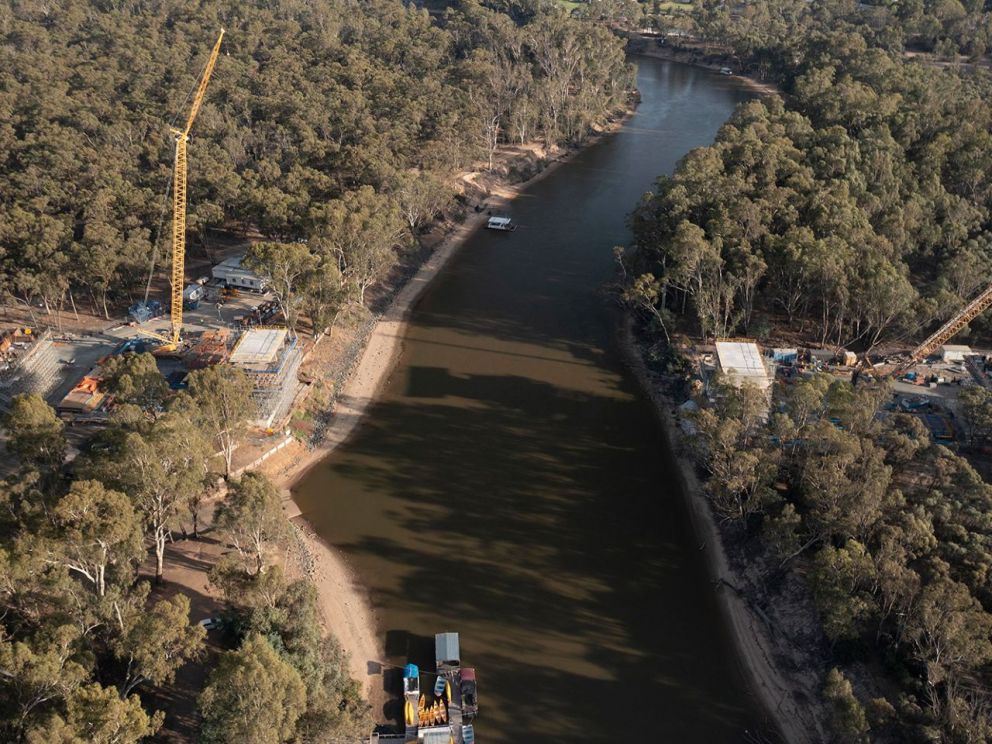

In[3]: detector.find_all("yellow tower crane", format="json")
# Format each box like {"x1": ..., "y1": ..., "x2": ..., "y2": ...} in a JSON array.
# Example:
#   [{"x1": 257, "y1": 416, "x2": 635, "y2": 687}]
[{"x1": 149, "y1": 29, "x2": 225, "y2": 349}]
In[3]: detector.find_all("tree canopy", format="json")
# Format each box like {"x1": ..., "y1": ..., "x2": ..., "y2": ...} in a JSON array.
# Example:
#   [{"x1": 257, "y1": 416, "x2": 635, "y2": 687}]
[
  {"x1": 625, "y1": 4, "x2": 992, "y2": 739},
  {"x1": 0, "y1": 0, "x2": 631, "y2": 321}
]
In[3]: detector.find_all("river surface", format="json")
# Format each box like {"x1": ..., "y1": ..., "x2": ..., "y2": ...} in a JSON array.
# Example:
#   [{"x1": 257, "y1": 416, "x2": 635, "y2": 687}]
[{"x1": 293, "y1": 58, "x2": 769, "y2": 742}]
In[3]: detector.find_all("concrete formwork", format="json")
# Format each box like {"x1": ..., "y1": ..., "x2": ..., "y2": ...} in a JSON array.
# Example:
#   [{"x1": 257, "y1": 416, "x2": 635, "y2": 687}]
[
  {"x1": 230, "y1": 328, "x2": 302, "y2": 428},
  {"x1": 0, "y1": 330, "x2": 61, "y2": 408}
]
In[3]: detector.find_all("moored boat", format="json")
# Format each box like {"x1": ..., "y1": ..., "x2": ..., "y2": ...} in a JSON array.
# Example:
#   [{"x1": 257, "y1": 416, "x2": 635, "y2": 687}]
[{"x1": 486, "y1": 216, "x2": 516, "y2": 231}]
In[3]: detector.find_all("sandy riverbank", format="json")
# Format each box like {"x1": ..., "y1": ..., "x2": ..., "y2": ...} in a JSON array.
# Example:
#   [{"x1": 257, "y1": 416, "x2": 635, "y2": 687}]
[
  {"x1": 618, "y1": 319, "x2": 822, "y2": 744},
  {"x1": 632, "y1": 41, "x2": 781, "y2": 97},
  {"x1": 272, "y1": 109, "x2": 635, "y2": 698}
]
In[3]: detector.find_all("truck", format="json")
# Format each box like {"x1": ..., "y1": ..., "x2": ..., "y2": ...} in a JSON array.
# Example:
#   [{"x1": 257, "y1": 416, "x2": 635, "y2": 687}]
[
  {"x1": 183, "y1": 284, "x2": 204, "y2": 311},
  {"x1": 127, "y1": 300, "x2": 163, "y2": 324}
]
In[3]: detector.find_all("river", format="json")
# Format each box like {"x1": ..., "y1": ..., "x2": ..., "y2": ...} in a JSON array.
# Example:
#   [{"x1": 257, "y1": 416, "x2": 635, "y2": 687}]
[{"x1": 292, "y1": 57, "x2": 770, "y2": 742}]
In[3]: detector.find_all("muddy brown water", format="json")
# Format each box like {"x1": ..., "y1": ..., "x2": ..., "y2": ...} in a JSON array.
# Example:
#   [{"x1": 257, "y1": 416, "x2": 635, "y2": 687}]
[{"x1": 292, "y1": 58, "x2": 774, "y2": 742}]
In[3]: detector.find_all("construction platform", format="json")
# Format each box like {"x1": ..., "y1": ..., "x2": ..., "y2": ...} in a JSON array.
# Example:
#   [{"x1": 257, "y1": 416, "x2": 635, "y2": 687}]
[
  {"x1": 229, "y1": 328, "x2": 302, "y2": 428},
  {"x1": 0, "y1": 329, "x2": 60, "y2": 408}
]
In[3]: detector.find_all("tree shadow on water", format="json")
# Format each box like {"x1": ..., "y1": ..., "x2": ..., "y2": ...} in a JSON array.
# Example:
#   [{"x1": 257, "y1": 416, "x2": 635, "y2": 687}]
[{"x1": 295, "y1": 367, "x2": 777, "y2": 742}]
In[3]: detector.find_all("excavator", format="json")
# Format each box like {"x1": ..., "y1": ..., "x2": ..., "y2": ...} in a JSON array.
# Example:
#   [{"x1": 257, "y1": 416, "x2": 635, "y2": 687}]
[
  {"x1": 853, "y1": 281, "x2": 992, "y2": 384},
  {"x1": 137, "y1": 30, "x2": 225, "y2": 351}
]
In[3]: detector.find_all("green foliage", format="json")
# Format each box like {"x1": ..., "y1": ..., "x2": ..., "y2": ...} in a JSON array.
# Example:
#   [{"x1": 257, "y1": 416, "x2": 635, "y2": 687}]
[
  {"x1": 113, "y1": 592, "x2": 205, "y2": 696},
  {"x1": 959, "y1": 384, "x2": 992, "y2": 442},
  {"x1": 628, "y1": 16, "x2": 992, "y2": 347},
  {"x1": 228, "y1": 577, "x2": 372, "y2": 742},
  {"x1": 97, "y1": 353, "x2": 167, "y2": 410},
  {"x1": 185, "y1": 364, "x2": 255, "y2": 476},
  {"x1": 244, "y1": 242, "x2": 320, "y2": 337},
  {"x1": 810, "y1": 541, "x2": 877, "y2": 643},
  {"x1": 0, "y1": 624, "x2": 91, "y2": 740},
  {"x1": 77, "y1": 411, "x2": 209, "y2": 581},
  {"x1": 199, "y1": 634, "x2": 307, "y2": 744},
  {"x1": 823, "y1": 668, "x2": 870, "y2": 743},
  {"x1": 393, "y1": 171, "x2": 455, "y2": 233},
  {"x1": 685, "y1": 358, "x2": 992, "y2": 738},
  {"x1": 691, "y1": 384, "x2": 781, "y2": 525},
  {"x1": 4, "y1": 394, "x2": 65, "y2": 478},
  {"x1": 213, "y1": 472, "x2": 291, "y2": 577},
  {"x1": 312, "y1": 185, "x2": 407, "y2": 307},
  {"x1": 0, "y1": 0, "x2": 630, "y2": 321},
  {"x1": 49, "y1": 480, "x2": 144, "y2": 598},
  {"x1": 25, "y1": 683, "x2": 163, "y2": 744},
  {"x1": 296, "y1": 637, "x2": 372, "y2": 743}
]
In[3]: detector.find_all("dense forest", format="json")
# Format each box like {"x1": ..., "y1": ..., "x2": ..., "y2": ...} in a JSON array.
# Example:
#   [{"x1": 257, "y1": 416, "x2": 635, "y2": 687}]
[
  {"x1": 625, "y1": 1, "x2": 992, "y2": 742},
  {"x1": 696, "y1": 0, "x2": 992, "y2": 62},
  {"x1": 695, "y1": 375, "x2": 992, "y2": 742},
  {"x1": 0, "y1": 0, "x2": 631, "y2": 325},
  {"x1": 632, "y1": 2, "x2": 992, "y2": 352},
  {"x1": 0, "y1": 371, "x2": 372, "y2": 743}
]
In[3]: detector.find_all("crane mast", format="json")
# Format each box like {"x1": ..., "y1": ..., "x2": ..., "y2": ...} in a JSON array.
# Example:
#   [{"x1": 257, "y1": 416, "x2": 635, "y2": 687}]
[
  {"x1": 854, "y1": 280, "x2": 992, "y2": 383},
  {"x1": 906, "y1": 282, "x2": 992, "y2": 366},
  {"x1": 166, "y1": 29, "x2": 224, "y2": 347}
]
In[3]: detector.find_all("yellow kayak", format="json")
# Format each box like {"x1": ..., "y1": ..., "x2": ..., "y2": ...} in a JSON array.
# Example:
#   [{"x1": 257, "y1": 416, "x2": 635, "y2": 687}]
[
  {"x1": 445, "y1": 680, "x2": 452, "y2": 704},
  {"x1": 418, "y1": 694, "x2": 426, "y2": 712},
  {"x1": 404, "y1": 700, "x2": 415, "y2": 727}
]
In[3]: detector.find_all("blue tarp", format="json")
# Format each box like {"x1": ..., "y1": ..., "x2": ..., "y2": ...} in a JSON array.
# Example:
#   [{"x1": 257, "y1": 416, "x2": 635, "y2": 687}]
[{"x1": 403, "y1": 663, "x2": 419, "y2": 679}]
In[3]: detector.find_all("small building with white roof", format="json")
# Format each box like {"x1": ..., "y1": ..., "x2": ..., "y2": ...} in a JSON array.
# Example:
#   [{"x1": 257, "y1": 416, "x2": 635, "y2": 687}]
[
  {"x1": 211, "y1": 254, "x2": 268, "y2": 291},
  {"x1": 940, "y1": 345, "x2": 972, "y2": 363},
  {"x1": 714, "y1": 340, "x2": 771, "y2": 391}
]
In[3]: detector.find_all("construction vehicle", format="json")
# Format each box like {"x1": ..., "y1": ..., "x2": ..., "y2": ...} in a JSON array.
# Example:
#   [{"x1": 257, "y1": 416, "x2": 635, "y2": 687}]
[
  {"x1": 141, "y1": 30, "x2": 225, "y2": 349},
  {"x1": 128, "y1": 299, "x2": 163, "y2": 324},
  {"x1": 182, "y1": 284, "x2": 204, "y2": 311},
  {"x1": 854, "y1": 281, "x2": 992, "y2": 383}
]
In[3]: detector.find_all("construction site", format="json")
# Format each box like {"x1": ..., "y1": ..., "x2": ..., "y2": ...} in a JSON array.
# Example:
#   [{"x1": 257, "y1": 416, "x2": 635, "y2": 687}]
[
  {"x1": 0, "y1": 30, "x2": 307, "y2": 466},
  {"x1": 675, "y1": 280, "x2": 992, "y2": 459}
]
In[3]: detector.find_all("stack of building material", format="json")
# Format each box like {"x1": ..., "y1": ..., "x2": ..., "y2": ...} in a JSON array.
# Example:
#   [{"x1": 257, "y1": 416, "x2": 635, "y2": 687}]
[
  {"x1": 58, "y1": 374, "x2": 107, "y2": 413},
  {"x1": 940, "y1": 345, "x2": 972, "y2": 363},
  {"x1": 185, "y1": 329, "x2": 232, "y2": 369}
]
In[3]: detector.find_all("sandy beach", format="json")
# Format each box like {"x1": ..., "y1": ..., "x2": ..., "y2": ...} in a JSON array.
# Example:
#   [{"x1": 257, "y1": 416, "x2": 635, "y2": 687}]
[{"x1": 273, "y1": 111, "x2": 634, "y2": 698}]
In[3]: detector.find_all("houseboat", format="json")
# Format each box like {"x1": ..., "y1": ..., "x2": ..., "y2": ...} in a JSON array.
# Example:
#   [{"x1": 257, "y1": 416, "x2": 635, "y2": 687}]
[{"x1": 486, "y1": 216, "x2": 516, "y2": 231}]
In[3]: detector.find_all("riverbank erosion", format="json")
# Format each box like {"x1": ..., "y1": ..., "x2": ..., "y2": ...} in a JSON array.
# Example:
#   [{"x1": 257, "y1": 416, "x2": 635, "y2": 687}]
[
  {"x1": 270, "y1": 108, "x2": 635, "y2": 700},
  {"x1": 619, "y1": 320, "x2": 826, "y2": 744}
]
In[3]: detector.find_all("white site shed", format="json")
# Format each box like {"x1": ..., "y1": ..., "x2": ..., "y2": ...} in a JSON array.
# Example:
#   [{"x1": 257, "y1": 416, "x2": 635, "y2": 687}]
[
  {"x1": 715, "y1": 340, "x2": 771, "y2": 391},
  {"x1": 940, "y1": 345, "x2": 972, "y2": 362},
  {"x1": 211, "y1": 254, "x2": 268, "y2": 291}
]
